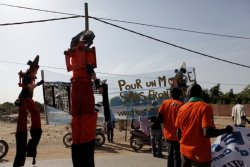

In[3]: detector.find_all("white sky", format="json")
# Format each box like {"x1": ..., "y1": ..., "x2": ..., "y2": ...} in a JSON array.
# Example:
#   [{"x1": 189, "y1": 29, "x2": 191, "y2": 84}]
[{"x1": 0, "y1": 0, "x2": 250, "y2": 104}]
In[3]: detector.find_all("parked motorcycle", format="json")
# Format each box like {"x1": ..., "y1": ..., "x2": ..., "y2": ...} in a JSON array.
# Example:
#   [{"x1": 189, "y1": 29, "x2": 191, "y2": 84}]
[
  {"x1": 129, "y1": 129, "x2": 168, "y2": 152},
  {"x1": 130, "y1": 129, "x2": 151, "y2": 151},
  {"x1": 63, "y1": 127, "x2": 106, "y2": 147},
  {"x1": 0, "y1": 138, "x2": 8, "y2": 160}
]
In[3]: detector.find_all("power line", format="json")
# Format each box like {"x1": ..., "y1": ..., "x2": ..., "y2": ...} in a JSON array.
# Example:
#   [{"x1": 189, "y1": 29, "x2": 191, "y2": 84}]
[
  {"x1": 0, "y1": 60, "x2": 66, "y2": 70},
  {"x1": 0, "y1": 60, "x2": 248, "y2": 87},
  {"x1": 0, "y1": 17, "x2": 249, "y2": 69},
  {"x1": 0, "y1": 15, "x2": 249, "y2": 69},
  {"x1": 1, "y1": 3, "x2": 250, "y2": 40},
  {"x1": 95, "y1": 17, "x2": 250, "y2": 40},
  {"x1": 91, "y1": 17, "x2": 250, "y2": 69},
  {"x1": 199, "y1": 81, "x2": 248, "y2": 87},
  {"x1": 0, "y1": 15, "x2": 82, "y2": 26},
  {"x1": 0, "y1": 3, "x2": 77, "y2": 16},
  {"x1": 0, "y1": 4, "x2": 250, "y2": 73}
]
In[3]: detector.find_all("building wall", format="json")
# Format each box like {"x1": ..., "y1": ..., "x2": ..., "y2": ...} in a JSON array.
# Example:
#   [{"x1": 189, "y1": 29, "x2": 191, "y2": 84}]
[{"x1": 211, "y1": 104, "x2": 250, "y2": 116}]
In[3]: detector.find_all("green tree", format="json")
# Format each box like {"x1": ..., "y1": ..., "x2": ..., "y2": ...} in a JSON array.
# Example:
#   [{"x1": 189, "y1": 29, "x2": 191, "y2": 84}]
[
  {"x1": 0, "y1": 102, "x2": 18, "y2": 114},
  {"x1": 123, "y1": 91, "x2": 142, "y2": 105},
  {"x1": 209, "y1": 84, "x2": 223, "y2": 104},
  {"x1": 110, "y1": 96, "x2": 123, "y2": 106},
  {"x1": 201, "y1": 88, "x2": 210, "y2": 103},
  {"x1": 237, "y1": 84, "x2": 250, "y2": 103},
  {"x1": 221, "y1": 89, "x2": 235, "y2": 104}
]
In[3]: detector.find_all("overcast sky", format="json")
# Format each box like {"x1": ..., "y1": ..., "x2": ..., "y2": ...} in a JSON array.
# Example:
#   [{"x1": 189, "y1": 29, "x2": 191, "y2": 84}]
[{"x1": 0, "y1": 0, "x2": 250, "y2": 104}]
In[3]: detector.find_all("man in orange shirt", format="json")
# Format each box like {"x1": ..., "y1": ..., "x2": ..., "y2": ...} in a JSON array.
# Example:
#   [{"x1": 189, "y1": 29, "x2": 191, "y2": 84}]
[
  {"x1": 64, "y1": 30, "x2": 102, "y2": 167},
  {"x1": 175, "y1": 84, "x2": 233, "y2": 167},
  {"x1": 157, "y1": 87, "x2": 183, "y2": 167}
]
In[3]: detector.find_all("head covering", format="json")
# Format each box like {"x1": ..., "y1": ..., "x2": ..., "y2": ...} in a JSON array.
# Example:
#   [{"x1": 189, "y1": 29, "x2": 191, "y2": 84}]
[
  {"x1": 80, "y1": 30, "x2": 95, "y2": 43},
  {"x1": 70, "y1": 30, "x2": 95, "y2": 48},
  {"x1": 27, "y1": 55, "x2": 39, "y2": 71}
]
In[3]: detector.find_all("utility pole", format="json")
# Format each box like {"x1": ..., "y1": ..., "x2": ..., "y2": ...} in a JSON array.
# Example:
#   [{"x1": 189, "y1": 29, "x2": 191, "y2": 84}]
[{"x1": 85, "y1": 3, "x2": 89, "y2": 31}]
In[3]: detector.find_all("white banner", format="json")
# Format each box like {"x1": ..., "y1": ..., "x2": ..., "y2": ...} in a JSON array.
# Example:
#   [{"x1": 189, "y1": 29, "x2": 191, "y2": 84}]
[
  {"x1": 43, "y1": 67, "x2": 196, "y2": 124},
  {"x1": 106, "y1": 67, "x2": 196, "y2": 120},
  {"x1": 212, "y1": 127, "x2": 250, "y2": 167}
]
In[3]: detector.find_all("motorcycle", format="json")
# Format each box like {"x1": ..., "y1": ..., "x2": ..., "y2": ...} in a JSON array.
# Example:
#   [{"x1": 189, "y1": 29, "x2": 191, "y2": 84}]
[
  {"x1": 63, "y1": 127, "x2": 106, "y2": 147},
  {"x1": 0, "y1": 138, "x2": 9, "y2": 160},
  {"x1": 129, "y1": 129, "x2": 168, "y2": 152},
  {"x1": 129, "y1": 129, "x2": 151, "y2": 151}
]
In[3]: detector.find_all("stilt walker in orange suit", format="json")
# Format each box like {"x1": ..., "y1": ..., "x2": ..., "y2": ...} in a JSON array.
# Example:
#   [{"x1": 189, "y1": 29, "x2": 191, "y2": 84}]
[
  {"x1": 64, "y1": 30, "x2": 102, "y2": 167},
  {"x1": 13, "y1": 55, "x2": 44, "y2": 167}
]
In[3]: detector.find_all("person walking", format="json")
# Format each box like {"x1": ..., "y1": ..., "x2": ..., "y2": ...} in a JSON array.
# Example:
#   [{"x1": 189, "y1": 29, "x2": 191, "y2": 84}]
[
  {"x1": 175, "y1": 84, "x2": 233, "y2": 167},
  {"x1": 107, "y1": 112, "x2": 115, "y2": 143},
  {"x1": 157, "y1": 87, "x2": 183, "y2": 166},
  {"x1": 64, "y1": 30, "x2": 102, "y2": 167},
  {"x1": 13, "y1": 56, "x2": 44, "y2": 167},
  {"x1": 232, "y1": 98, "x2": 250, "y2": 127}
]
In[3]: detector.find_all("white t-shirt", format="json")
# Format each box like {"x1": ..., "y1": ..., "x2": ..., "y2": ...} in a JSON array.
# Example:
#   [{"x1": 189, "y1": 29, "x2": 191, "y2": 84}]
[{"x1": 232, "y1": 104, "x2": 247, "y2": 126}]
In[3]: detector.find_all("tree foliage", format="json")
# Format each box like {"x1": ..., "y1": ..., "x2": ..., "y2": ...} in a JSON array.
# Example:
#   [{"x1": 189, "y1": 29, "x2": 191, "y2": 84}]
[
  {"x1": 110, "y1": 84, "x2": 250, "y2": 105},
  {"x1": 202, "y1": 84, "x2": 250, "y2": 104},
  {"x1": 0, "y1": 101, "x2": 44, "y2": 115}
]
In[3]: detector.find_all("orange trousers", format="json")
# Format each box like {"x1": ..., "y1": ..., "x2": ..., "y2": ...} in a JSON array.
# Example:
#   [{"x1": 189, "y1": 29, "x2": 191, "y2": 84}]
[
  {"x1": 16, "y1": 98, "x2": 41, "y2": 132},
  {"x1": 70, "y1": 78, "x2": 97, "y2": 144}
]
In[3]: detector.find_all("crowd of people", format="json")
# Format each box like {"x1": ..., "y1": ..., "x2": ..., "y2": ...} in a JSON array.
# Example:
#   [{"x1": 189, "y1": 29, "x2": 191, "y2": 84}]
[
  {"x1": 134, "y1": 84, "x2": 250, "y2": 167},
  {"x1": 12, "y1": 29, "x2": 249, "y2": 167}
]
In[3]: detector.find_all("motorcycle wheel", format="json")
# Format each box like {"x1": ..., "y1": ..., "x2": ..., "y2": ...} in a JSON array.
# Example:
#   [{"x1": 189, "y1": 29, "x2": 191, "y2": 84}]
[
  {"x1": 95, "y1": 132, "x2": 105, "y2": 146},
  {"x1": 130, "y1": 136, "x2": 143, "y2": 151},
  {"x1": 63, "y1": 133, "x2": 72, "y2": 147},
  {"x1": 0, "y1": 140, "x2": 9, "y2": 160}
]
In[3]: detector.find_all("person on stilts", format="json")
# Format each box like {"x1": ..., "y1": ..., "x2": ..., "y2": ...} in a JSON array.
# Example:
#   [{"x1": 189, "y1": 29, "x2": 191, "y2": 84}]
[
  {"x1": 13, "y1": 55, "x2": 44, "y2": 167},
  {"x1": 64, "y1": 30, "x2": 102, "y2": 167}
]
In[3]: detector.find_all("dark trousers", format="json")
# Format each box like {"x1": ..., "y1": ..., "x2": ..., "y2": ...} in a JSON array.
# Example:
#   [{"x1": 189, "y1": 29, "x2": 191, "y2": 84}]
[
  {"x1": 181, "y1": 155, "x2": 211, "y2": 167},
  {"x1": 107, "y1": 127, "x2": 114, "y2": 142},
  {"x1": 150, "y1": 129, "x2": 162, "y2": 155},
  {"x1": 167, "y1": 140, "x2": 181, "y2": 167},
  {"x1": 72, "y1": 140, "x2": 95, "y2": 167}
]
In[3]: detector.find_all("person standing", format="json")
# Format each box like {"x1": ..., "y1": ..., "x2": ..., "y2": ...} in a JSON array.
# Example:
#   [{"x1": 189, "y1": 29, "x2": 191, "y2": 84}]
[
  {"x1": 175, "y1": 84, "x2": 233, "y2": 167},
  {"x1": 107, "y1": 112, "x2": 115, "y2": 143},
  {"x1": 139, "y1": 112, "x2": 150, "y2": 137},
  {"x1": 149, "y1": 101, "x2": 163, "y2": 158},
  {"x1": 13, "y1": 55, "x2": 44, "y2": 167},
  {"x1": 232, "y1": 98, "x2": 250, "y2": 127},
  {"x1": 64, "y1": 30, "x2": 102, "y2": 167},
  {"x1": 157, "y1": 87, "x2": 183, "y2": 166}
]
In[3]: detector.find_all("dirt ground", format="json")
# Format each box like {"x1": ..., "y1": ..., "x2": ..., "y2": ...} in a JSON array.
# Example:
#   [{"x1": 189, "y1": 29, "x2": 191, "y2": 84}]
[{"x1": 0, "y1": 114, "x2": 247, "y2": 163}]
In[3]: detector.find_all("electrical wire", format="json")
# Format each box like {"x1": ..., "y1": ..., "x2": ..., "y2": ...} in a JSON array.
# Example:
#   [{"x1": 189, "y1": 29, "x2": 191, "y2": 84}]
[
  {"x1": 0, "y1": 60, "x2": 65, "y2": 70},
  {"x1": 0, "y1": 15, "x2": 82, "y2": 26},
  {"x1": 0, "y1": 15, "x2": 249, "y2": 69},
  {"x1": 1, "y1": 3, "x2": 250, "y2": 40},
  {"x1": 1, "y1": 13, "x2": 248, "y2": 69},
  {"x1": 0, "y1": 60, "x2": 248, "y2": 88},
  {"x1": 199, "y1": 81, "x2": 247, "y2": 87},
  {"x1": 95, "y1": 17, "x2": 250, "y2": 40},
  {"x1": 91, "y1": 17, "x2": 250, "y2": 69},
  {"x1": 0, "y1": 3, "x2": 249, "y2": 85},
  {"x1": 0, "y1": 3, "x2": 77, "y2": 16}
]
